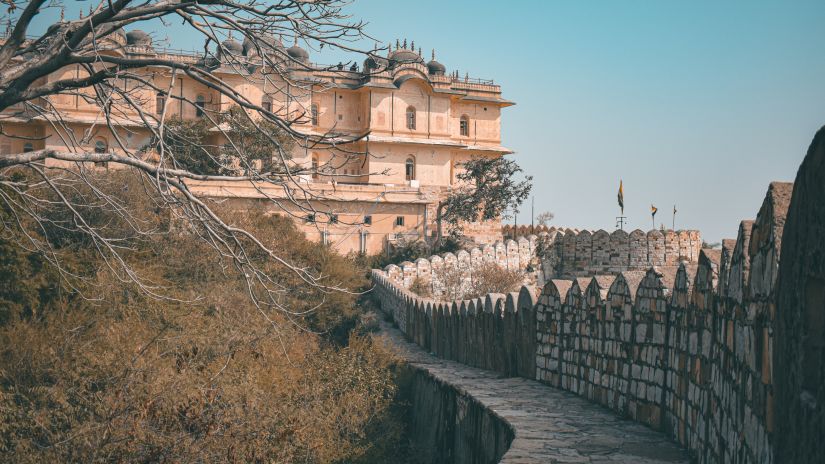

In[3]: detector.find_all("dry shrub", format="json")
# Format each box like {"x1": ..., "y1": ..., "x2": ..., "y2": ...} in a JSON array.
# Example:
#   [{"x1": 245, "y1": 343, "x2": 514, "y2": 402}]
[
  {"x1": 427, "y1": 262, "x2": 523, "y2": 301},
  {"x1": 467, "y1": 262, "x2": 524, "y2": 298},
  {"x1": 433, "y1": 265, "x2": 465, "y2": 301},
  {"x1": 0, "y1": 171, "x2": 411, "y2": 463},
  {"x1": 409, "y1": 277, "x2": 432, "y2": 298}
]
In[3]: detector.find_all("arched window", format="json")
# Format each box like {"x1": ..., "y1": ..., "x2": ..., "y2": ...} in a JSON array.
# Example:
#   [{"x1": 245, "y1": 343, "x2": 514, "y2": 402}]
[
  {"x1": 195, "y1": 94, "x2": 205, "y2": 118},
  {"x1": 311, "y1": 154, "x2": 319, "y2": 180},
  {"x1": 405, "y1": 156, "x2": 415, "y2": 181},
  {"x1": 94, "y1": 139, "x2": 108, "y2": 153},
  {"x1": 22, "y1": 142, "x2": 33, "y2": 153},
  {"x1": 156, "y1": 92, "x2": 165, "y2": 115},
  {"x1": 310, "y1": 104, "x2": 319, "y2": 126},
  {"x1": 261, "y1": 95, "x2": 272, "y2": 113},
  {"x1": 459, "y1": 115, "x2": 470, "y2": 137},
  {"x1": 406, "y1": 106, "x2": 416, "y2": 130}
]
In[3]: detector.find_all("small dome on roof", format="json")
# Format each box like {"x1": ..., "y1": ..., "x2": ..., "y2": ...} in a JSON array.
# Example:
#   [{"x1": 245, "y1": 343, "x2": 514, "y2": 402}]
[
  {"x1": 389, "y1": 48, "x2": 423, "y2": 65},
  {"x1": 243, "y1": 35, "x2": 285, "y2": 56},
  {"x1": 363, "y1": 54, "x2": 389, "y2": 71},
  {"x1": 426, "y1": 50, "x2": 445, "y2": 75},
  {"x1": 286, "y1": 42, "x2": 309, "y2": 62},
  {"x1": 126, "y1": 30, "x2": 152, "y2": 46},
  {"x1": 220, "y1": 39, "x2": 243, "y2": 56}
]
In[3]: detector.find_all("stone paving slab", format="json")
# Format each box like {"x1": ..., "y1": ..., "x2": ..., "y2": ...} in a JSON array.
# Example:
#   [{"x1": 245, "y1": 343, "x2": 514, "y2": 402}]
[{"x1": 379, "y1": 323, "x2": 690, "y2": 463}]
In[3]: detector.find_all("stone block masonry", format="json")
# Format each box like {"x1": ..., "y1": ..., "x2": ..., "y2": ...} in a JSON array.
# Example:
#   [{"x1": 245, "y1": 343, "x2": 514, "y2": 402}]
[
  {"x1": 373, "y1": 127, "x2": 825, "y2": 463},
  {"x1": 382, "y1": 319, "x2": 688, "y2": 463},
  {"x1": 385, "y1": 227, "x2": 702, "y2": 301},
  {"x1": 537, "y1": 227, "x2": 702, "y2": 279},
  {"x1": 517, "y1": 181, "x2": 788, "y2": 463},
  {"x1": 383, "y1": 236, "x2": 541, "y2": 301}
]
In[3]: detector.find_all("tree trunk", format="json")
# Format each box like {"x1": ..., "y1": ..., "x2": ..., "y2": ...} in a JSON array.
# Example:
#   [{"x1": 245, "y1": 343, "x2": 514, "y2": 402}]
[{"x1": 435, "y1": 201, "x2": 446, "y2": 249}]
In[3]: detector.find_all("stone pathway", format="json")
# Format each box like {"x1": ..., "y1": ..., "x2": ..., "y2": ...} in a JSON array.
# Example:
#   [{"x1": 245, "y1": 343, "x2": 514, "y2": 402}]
[{"x1": 379, "y1": 323, "x2": 690, "y2": 463}]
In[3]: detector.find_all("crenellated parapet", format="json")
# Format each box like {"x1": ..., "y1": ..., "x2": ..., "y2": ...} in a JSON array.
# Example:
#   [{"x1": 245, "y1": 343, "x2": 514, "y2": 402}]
[
  {"x1": 373, "y1": 178, "x2": 805, "y2": 463},
  {"x1": 531, "y1": 184, "x2": 793, "y2": 463},
  {"x1": 534, "y1": 227, "x2": 702, "y2": 279},
  {"x1": 371, "y1": 268, "x2": 539, "y2": 377},
  {"x1": 382, "y1": 236, "x2": 541, "y2": 300}
]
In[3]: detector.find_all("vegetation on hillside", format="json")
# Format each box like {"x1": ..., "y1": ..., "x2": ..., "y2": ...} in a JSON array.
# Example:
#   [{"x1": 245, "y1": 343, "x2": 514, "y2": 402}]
[{"x1": 0, "y1": 170, "x2": 411, "y2": 463}]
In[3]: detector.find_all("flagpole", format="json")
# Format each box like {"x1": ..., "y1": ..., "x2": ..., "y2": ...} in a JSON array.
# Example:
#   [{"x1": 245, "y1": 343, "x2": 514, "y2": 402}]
[
  {"x1": 616, "y1": 179, "x2": 626, "y2": 231},
  {"x1": 672, "y1": 205, "x2": 676, "y2": 231}
]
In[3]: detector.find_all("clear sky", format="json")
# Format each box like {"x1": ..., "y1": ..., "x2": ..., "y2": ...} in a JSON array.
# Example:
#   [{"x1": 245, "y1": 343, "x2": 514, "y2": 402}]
[{"x1": 28, "y1": 0, "x2": 825, "y2": 242}]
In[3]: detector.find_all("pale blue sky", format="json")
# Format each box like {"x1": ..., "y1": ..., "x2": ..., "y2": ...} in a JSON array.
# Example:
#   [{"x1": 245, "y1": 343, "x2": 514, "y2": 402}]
[{"x1": 29, "y1": 0, "x2": 825, "y2": 242}]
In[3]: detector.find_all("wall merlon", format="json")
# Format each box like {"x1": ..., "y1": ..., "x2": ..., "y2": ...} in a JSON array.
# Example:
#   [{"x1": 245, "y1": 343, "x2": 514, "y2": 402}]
[{"x1": 371, "y1": 169, "x2": 821, "y2": 463}]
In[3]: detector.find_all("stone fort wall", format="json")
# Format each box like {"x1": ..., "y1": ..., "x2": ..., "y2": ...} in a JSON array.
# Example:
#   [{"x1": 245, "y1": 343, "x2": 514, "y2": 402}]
[
  {"x1": 371, "y1": 179, "x2": 812, "y2": 463},
  {"x1": 533, "y1": 226, "x2": 703, "y2": 279},
  {"x1": 383, "y1": 236, "x2": 540, "y2": 300},
  {"x1": 387, "y1": 227, "x2": 703, "y2": 301}
]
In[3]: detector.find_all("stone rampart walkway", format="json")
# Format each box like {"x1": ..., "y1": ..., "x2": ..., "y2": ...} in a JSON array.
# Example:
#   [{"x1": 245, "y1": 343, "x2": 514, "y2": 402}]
[{"x1": 380, "y1": 322, "x2": 690, "y2": 463}]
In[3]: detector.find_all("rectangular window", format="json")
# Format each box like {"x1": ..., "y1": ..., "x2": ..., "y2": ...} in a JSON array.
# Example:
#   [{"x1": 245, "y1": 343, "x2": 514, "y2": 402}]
[
  {"x1": 262, "y1": 100, "x2": 272, "y2": 113},
  {"x1": 311, "y1": 105, "x2": 319, "y2": 126},
  {"x1": 329, "y1": 214, "x2": 339, "y2": 224},
  {"x1": 305, "y1": 213, "x2": 315, "y2": 223},
  {"x1": 460, "y1": 119, "x2": 469, "y2": 136},
  {"x1": 364, "y1": 215, "x2": 372, "y2": 225},
  {"x1": 395, "y1": 216, "x2": 404, "y2": 227}
]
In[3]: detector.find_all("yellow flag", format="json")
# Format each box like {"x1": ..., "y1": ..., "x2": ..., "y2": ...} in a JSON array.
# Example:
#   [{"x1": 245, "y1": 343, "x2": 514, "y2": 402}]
[{"x1": 617, "y1": 180, "x2": 624, "y2": 214}]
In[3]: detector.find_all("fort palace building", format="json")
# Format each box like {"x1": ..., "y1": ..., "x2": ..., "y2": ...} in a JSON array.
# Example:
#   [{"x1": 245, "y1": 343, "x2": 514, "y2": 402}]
[{"x1": 0, "y1": 31, "x2": 514, "y2": 254}]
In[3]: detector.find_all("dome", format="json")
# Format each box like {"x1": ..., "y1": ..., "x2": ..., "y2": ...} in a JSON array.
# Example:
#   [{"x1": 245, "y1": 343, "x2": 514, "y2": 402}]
[
  {"x1": 286, "y1": 43, "x2": 309, "y2": 61},
  {"x1": 363, "y1": 55, "x2": 389, "y2": 71},
  {"x1": 220, "y1": 39, "x2": 243, "y2": 56},
  {"x1": 125, "y1": 30, "x2": 152, "y2": 46},
  {"x1": 243, "y1": 35, "x2": 285, "y2": 57},
  {"x1": 389, "y1": 48, "x2": 423, "y2": 65},
  {"x1": 427, "y1": 59, "x2": 446, "y2": 75}
]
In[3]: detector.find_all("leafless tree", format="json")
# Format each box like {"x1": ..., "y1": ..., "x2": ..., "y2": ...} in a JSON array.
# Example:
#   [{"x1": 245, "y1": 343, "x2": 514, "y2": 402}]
[
  {"x1": 0, "y1": 0, "x2": 389, "y2": 322},
  {"x1": 535, "y1": 211, "x2": 553, "y2": 227}
]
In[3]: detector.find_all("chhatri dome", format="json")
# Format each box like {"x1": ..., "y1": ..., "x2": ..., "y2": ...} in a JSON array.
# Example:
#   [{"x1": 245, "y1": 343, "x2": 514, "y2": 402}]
[
  {"x1": 125, "y1": 29, "x2": 152, "y2": 46},
  {"x1": 286, "y1": 37, "x2": 310, "y2": 62},
  {"x1": 426, "y1": 49, "x2": 446, "y2": 76},
  {"x1": 243, "y1": 34, "x2": 285, "y2": 57},
  {"x1": 220, "y1": 38, "x2": 243, "y2": 56},
  {"x1": 388, "y1": 39, "x2": 424, "y2": 66}
]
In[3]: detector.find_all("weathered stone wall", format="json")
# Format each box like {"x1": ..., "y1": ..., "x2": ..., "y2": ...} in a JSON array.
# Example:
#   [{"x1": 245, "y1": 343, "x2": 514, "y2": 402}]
[
  {"x1": 534, "y1": 227, "x2": 703, "y2": 279},
  {"x1": 406, "y1": 366, "x2": 514, "y2": 464},
  {"x1": 388, "y1": 227, "x2": 702, "y2": 301},
  {"x1": 384, "y1": 236, "x2": 540, "y2": 300},
  {"x1": 373, "y1": 128, "x2": 825, "y2": 463},
  {"x1": 372, "y1": 270, "x2": 538, "y2": 378},
  {"x1": 534, "y1": 182, "x2": 793, "y2": 463},
  {"x1": 774, "y1": 126, "x2": 825, "y2": 464}
]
